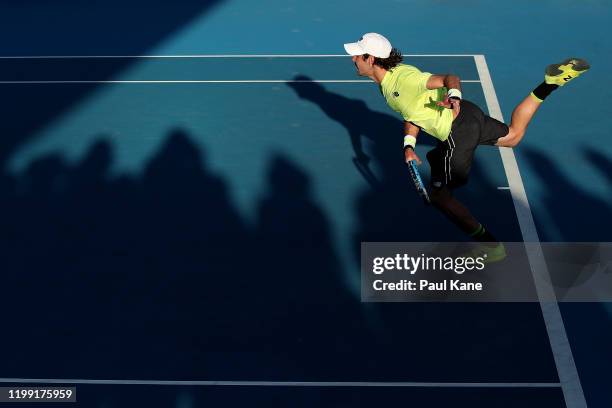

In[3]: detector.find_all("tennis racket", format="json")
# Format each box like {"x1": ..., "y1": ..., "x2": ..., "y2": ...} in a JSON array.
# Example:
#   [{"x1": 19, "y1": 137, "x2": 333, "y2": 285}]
[{"x1": 407, "y1": 160, "x2": 430, "y2": 205}]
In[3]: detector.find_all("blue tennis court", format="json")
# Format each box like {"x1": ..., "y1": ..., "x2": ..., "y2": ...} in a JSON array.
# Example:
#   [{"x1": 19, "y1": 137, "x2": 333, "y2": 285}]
[{"x1": 0, "y1": 1, "x2": 610, "y2": 407}]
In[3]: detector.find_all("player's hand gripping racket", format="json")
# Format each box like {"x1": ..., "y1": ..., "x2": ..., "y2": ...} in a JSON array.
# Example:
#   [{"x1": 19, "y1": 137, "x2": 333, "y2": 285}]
[{"x1": 407, "y1": 160, "x2": 430, "y2": 205}]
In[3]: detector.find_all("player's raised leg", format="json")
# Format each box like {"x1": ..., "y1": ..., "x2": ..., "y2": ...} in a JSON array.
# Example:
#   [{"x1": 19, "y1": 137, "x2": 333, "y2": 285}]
[{"x1": 496, "y1": 58, "x2": 589, "y2": 147}]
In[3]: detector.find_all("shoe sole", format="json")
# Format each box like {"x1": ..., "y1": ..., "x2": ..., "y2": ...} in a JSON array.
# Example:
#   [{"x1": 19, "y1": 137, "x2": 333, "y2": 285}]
[{"x1": 546, "y1": 58, "x2": 590, "y2": 76}]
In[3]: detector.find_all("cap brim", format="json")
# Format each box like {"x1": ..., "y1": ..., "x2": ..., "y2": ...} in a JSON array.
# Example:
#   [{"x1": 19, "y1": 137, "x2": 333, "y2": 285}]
[{"x1": 343, "y1": 42, "x2": 364, "y2": 56}]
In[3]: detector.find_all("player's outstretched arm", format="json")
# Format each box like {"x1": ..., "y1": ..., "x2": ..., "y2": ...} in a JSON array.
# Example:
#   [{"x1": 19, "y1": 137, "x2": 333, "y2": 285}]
[{"x1": 403, "y1": 121, "x2": 421, "y2": 165}]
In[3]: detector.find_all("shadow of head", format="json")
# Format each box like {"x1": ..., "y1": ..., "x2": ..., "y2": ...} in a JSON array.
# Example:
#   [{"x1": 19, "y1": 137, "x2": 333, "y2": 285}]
[
  {"x1": 287, "y1": 75, "x2": 327, "y2": 99},
  {"x1": 145, "y1": 128, "x2": 205, "y2": 178},
  {"x1": 77, "y1": 139, "x2": 113, "y2": 174}
]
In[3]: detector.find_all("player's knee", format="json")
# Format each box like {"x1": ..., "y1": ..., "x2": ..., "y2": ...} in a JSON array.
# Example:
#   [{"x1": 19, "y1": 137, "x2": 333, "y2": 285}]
[
  {"x1": 498, "y1": 128, "x2": 524, "y2": 148},
  {"x1": 506, "y1": 134, "x2": 523, "y2": 148}
]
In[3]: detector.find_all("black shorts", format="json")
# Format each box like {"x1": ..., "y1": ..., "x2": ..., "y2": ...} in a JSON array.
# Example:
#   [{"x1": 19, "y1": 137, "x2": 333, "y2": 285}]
[{"x1": 426, "y1": 99, "x2": 508, "y2": 189}]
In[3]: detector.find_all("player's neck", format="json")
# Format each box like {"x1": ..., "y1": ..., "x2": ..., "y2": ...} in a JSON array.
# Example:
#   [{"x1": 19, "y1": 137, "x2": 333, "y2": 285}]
[{"x1": 371, "y1": 66, "x2": 387, "y2": 84}]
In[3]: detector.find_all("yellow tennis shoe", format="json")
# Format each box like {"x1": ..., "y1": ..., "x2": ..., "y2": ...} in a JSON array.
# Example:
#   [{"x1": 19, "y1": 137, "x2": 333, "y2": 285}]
[{"x1": 545, "y1": 58, "x2": 590, "y2": 86}]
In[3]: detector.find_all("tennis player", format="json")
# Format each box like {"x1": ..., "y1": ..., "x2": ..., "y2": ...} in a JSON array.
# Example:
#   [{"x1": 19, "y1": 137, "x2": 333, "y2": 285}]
[{"x1": 344, "y1": 33, "x2": 589, "y2": 260}]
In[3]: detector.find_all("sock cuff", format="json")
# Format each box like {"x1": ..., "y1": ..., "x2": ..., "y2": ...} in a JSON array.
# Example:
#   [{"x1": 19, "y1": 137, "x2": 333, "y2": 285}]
[
  {"x1": 530, "y1": 92, "x2": 544, "y2": 103},
  {"x1": 532, "y1": 82, "x2": 559, "y2": 101}
]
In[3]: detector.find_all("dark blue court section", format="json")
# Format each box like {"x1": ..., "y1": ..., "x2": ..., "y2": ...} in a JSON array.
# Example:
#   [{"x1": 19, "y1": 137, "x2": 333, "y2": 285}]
[{"x1": 0, "y1": 1, "x2": 224, "y2": 56}]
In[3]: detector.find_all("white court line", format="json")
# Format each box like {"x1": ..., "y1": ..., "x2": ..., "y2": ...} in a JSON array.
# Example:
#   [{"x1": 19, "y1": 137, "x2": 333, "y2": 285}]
[
  {"x1": 0, "y1": 80, "x2": 481, "y2": 84},
  {"x1": 0, "y1": 54, "x2": 479, "y2": 59},
  {"x1": 0, "y1": 379, "x2": 562, "y2": 388},
  {"x1": 474, "y1": 55, "x2": 587, "y2": 408}
]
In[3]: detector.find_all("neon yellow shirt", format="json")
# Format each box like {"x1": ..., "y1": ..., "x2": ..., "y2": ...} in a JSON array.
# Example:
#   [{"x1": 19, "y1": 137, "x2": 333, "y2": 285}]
[{"x1": 380, "y1": 64, "x2": 453, "y2": 141}]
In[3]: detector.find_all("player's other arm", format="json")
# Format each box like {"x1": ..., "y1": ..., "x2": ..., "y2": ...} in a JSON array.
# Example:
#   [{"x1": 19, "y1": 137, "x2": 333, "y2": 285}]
[
  {"x1": 427, "y1": 74, "x2": 462, "y2": 117},
  {"x1": 426, "y1": 74, "x2": 461, "y2": 91},
  {"x1": 403, "y1": 121, "x2": 421, "y2": 165}
]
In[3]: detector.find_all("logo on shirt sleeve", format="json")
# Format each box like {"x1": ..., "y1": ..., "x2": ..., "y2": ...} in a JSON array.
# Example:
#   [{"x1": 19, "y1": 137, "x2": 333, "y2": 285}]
[{"x1": 393, "y1": 91, "x2": 400, "y2": 97}]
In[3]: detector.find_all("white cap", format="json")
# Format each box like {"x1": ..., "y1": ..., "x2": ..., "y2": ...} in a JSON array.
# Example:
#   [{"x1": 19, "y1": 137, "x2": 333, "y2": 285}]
[{"x1": 344, "y1": 33, "x2": 392, "y2": 58}]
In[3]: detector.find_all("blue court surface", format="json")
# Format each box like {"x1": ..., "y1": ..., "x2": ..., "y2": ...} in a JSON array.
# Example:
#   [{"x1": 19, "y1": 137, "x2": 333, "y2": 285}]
[{"x1": 1, "y1": 1, "x2": 611, "y2": 407}]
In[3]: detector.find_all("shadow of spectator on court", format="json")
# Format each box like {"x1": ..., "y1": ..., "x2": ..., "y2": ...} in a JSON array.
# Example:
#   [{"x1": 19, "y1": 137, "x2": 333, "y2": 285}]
[
  {"x1": 584, "y1": 147, "x2": 612, "y2": 193},
  {"x1": 105, "y1": 129, "x2": 256, "y2": 368},
  {"x1": 518, "y1": 147, "x2": 612, "y2": 299},
  {"x1": 0, "y1": 127, "x2": 377, "y2": 383},
  {"x1": 521, "y1": 147, "x2": 612, "y2": 241},
  {"x1": 0, "y1": 129, "x2": 253, "y2": 378},
  {"x1": 0, "y1": 127, "x2": 571, "y2": 403},
  {"x1": 251, "y1": 154, "x2": 366, "y2": 353}
]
